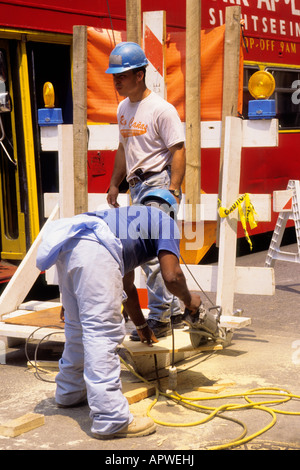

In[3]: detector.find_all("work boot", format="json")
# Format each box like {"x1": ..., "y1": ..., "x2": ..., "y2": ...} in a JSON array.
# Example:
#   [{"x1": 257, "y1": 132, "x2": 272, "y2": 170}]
[
  {"x1": 92, "y1": 417, "x2": 156, "y2": 439},
  {"x1": 171, "y1": 314, "x2": 184, "y2": 329},
  {"x1": 130, "y1": 318, "x2": 171, "y2": 341}
]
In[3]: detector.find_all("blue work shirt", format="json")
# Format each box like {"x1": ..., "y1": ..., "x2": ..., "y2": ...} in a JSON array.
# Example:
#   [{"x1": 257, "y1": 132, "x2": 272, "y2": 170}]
[
  {"x1": 36, "y1": 205, "x2": 180, "y2": 275},
  {"x1": 93, "y1": 205, "x2": 180, "y2": 273}
]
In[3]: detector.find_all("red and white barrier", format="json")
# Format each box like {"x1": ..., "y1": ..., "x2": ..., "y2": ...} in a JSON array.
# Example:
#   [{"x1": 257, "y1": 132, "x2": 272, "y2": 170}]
[{"x1": 143, "y1": 11, "x2": 166, "y2": 99}]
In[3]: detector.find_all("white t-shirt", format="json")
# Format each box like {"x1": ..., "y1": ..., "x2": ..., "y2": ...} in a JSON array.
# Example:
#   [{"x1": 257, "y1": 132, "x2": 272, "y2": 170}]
[{"x1": 117, "y1": 91, "x2": 185, "y2": 181}]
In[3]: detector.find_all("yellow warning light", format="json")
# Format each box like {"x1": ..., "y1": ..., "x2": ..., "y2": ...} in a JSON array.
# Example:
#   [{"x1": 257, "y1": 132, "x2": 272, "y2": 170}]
[
  {"x1": 248, "y1": 71, "x2": 275, "y2": 99},
  {"x1": 43, "y1": 82, "x2": 55, "y2": 108}
]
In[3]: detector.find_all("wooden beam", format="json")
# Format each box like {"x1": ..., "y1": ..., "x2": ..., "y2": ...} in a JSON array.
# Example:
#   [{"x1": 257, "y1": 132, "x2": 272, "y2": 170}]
[
  {"x1": 217, "y1": 5, "x2": 241, "y2": 244},
  {"x1": 134, "y1": 263, "x2": 274, "y2": 296},
  {"x1": 40, "y1": 120, "x2": 279, "y2": 153},
  {"x1": 72, "y1": 25, "x2": 88, "y2": 215},
  {"x1": 216, "y1": 116, "x2": 243, "y2": 314},
  {"x1": 0, "y1": 413, "x2": 44, "y2": 437},
  {"x1": 58, "y1": 125, "x2": 74, "y2": 218},
  {"x1": 0, "y1": 204, "x2": 59, "y2": 318},
  {"x1": 185, "y1": 0, "x2": 201, "y2": 222},
  {"x1": 126, "y1": 0, "x2": 141, "y2": 44},
  {"x1": 44, "y1": 192, "x2": 271, "y2": 222}
]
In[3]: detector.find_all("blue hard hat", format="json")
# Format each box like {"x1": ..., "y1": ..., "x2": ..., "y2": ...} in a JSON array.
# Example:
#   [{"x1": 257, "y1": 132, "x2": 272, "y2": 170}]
[
  {"x1": 140, "y1": 189, "x2": 178, "y2": 219},
  {"x1": 105, "y1": 42, "x2": 148, "y2": 74}
]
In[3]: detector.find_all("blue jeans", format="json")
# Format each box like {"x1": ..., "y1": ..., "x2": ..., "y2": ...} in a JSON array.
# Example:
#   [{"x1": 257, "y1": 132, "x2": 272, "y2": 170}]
[
  {"x1": 55, "y1": 238, "x2": 133, "y2": 436},
  {"x1": 130, "y1": 168, "x2": 181, "y2": 322}
]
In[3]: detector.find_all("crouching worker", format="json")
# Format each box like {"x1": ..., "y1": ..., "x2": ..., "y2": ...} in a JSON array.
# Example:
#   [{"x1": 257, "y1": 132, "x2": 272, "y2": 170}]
[{"x1": 36, "y1": 189, "x2": 201, "y2": 440}]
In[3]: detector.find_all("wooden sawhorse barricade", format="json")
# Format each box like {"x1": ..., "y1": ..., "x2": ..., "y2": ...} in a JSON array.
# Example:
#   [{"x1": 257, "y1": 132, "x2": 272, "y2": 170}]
[{"x1": 0, "y1": 117, "x2": 277, "y2": 372}]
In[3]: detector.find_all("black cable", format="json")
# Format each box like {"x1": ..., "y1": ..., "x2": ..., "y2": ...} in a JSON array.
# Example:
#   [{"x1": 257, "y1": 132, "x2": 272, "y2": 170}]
[
  {"x1": 105, "y1": 0, "x2": 116, "y2": 46},
  {"x1": 180, "y1": 254, "x2": 216, "y2": 307},
  {"x1": 25, "y1": 325, "x2": 64, "y2": 383}
]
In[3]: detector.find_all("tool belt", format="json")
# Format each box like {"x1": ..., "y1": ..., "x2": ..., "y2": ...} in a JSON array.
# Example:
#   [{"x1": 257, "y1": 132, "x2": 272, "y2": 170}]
[{"x1": 128, "y1": 165, "x2": 170, "y2": 187}]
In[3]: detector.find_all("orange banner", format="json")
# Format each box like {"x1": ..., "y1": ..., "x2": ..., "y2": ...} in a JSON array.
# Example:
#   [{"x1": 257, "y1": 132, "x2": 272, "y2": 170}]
[{"x1": 87, "y1": 25, "x2": 243, "y2": 124}]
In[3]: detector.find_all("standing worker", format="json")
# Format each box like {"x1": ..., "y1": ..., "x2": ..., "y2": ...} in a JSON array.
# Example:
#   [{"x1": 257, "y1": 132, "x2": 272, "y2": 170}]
[
  {"x1": 36, "y1": 190, "x2": 201, "y2": 440},
  {"x1": 106, "y1": 42, "x2": 186, "y2": 340}
]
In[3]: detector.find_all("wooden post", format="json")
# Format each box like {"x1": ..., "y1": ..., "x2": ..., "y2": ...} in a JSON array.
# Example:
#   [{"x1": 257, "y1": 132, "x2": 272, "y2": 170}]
[
  {"x1": 72, "y1": 25, "x2": 88, "y2": 215},
  {"x1": 58, "y1": 125, "x2": 74, "y2": 218},
  {"x1": 185, "y1": 0, "x2": 201, "y2": 222},
  {"x1": 126, "y1": 0, "x2": 141, "y2": 44},
  {"x1": 216, "y1": 116, "x2": 243, "y2": 315},
  {"x1": 217, "y1": 5, "x2": 241, "y2": 243}
]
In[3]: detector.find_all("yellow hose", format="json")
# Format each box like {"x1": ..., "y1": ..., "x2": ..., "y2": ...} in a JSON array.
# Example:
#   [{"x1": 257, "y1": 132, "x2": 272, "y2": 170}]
[{"x1": 120, "y1": 357, "x2": 300, "y2": 450}]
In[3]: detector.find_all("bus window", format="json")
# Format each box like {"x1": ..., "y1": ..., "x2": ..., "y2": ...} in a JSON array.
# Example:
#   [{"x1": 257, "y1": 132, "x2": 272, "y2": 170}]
[
  {"x1": 0, "y1": 50, "x2": 11, "y2": 113},
  {"x1": 0, "y1": 46, "x2": 20, "y2": 244},
  {"x1": 243, "y1": 65, "x2": 300, "y2": 130},
  {"x1": 0, "y1": 50, "x2": 7, "y2": 83},
  {"x1": 265, "y1": 67, "x2": 300, "y2": 130}
]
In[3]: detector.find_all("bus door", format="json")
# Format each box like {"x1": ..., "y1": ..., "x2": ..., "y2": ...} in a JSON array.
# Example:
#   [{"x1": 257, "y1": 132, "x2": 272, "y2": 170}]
[
  {"x1": 0, "y1": 41, "x2": 27, "y2": 261},
  {"x1": 0, "y1": 35, "x2": 72, "y2": 263}
]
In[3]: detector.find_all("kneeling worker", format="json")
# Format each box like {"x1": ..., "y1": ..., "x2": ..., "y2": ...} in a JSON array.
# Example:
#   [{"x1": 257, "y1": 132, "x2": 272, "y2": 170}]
[{"x1": 36, "y1": 189, "x2": 201, "y2": 440}]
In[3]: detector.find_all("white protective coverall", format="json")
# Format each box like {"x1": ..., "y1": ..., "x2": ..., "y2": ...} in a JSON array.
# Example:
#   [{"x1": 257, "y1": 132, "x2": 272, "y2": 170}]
[
  {"x1": 36, "y1": 208, "x2": 180, "y2": 436},
  {"x1": 36, "y1": 214, "x2": 132, "y2": 436}
]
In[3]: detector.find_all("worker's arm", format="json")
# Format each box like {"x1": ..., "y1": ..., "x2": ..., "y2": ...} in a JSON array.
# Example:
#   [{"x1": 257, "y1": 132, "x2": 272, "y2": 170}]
[
  {"x1": 158, "y1": 250, "x2": 201, "y2": 313},
  {"x1": 168, "y1": 142, "x2": 185, "y2": 202},
  {"x1": 107, "y1": 143, "x2": 127, "y2": 207},
  {"x1": 123, "y1": 270, "x2": 158, "y2": 346}
]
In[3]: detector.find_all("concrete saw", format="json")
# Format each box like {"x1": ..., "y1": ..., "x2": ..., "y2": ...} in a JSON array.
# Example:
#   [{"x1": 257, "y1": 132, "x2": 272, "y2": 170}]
[{"x1": 182, "y1": 304, "x2": 226, "y2": 348}]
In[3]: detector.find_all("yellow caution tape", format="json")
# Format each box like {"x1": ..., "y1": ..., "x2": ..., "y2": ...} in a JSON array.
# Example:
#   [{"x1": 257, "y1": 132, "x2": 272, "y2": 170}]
[{"x1": 218, "y1": 193, "x2": 258, "y2": 250}]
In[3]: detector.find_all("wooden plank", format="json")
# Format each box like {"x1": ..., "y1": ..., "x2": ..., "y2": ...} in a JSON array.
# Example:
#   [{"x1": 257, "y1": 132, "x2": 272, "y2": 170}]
[
  {"x1": 0, "y1": 323, "x2": 66, "y2": 342},
  {"x1": 197, "y1": 120, "x2": 278, "y2": 149},
  {"x1": 44, "y1": 192, "x2": 271, "y2": 222},
  {"x1": 0, "y1": 204, "x2": 59, "y2": 318},
  {"x1": 87, "y1": 124, "x2": 119, "y2": 151},
  {"x1": 122, "y1": 316, "x2": 250, "y2": 358},
  {"x1": 27, "y1": 360, "x2": 59, "y2": 370},
  {"x1": 179, "y1": 193, "x2": 271, "y2": 222},
  {"x1": 218, "y1": 6, "x2": 241, "y2": 200},
  {"x1": 181, "y1": 265, "x2": 274, "y2": 295},
  {"x1": 185, "y1": 0, "x2": 201, "y2": 221},
  {"x1": 123, "y1": 332, "x2": 223, "y2": 357},
  {"x1": 40, "y1": 120, "x2": 278, "y2": 152},
  {"x1": 123, "y1": 382, "x2": 156, "y2": 404},
  {"x1": 233, "y1": 266, "x2": 275, "y2": 295},
  {"x1": 126, "y1": 0, "x2": 141, "y2": 44},
  {"x1": 73, "y1": 25, "x2": 88, "y2": 215},
  {"x1": 44, "y1": 192, "x2": 130, "y2": 218},
  {"x1": 58, "y1": 125, "x2": 74, "y2": 218},
  {"x1": 216, "y1": 116, "x2": 243, "y2": 314},
  {"x1": 19, "y1": 300, "x2": 62, "y2": 311},
  {"x1": 133, "y1": 264, "x2": 275, "y2": 296},
  {"x1": 242, "y1": 119, "x2": 279, "y2": 148},
  {"x1": 218, "y1": 315, "x2": 251, "y2": 329},
  {"x1": 3, "y1": 306, "x2": 63, "y2": 328},
  {"x1": 0, "y1": 413, "x2": 45, "y2": 437}
]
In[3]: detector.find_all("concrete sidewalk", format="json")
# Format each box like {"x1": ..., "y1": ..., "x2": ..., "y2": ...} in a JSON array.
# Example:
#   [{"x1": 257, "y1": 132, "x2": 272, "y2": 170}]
[{"x1": 1, "y1": 244, "x2": 300, "y2": 451}]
